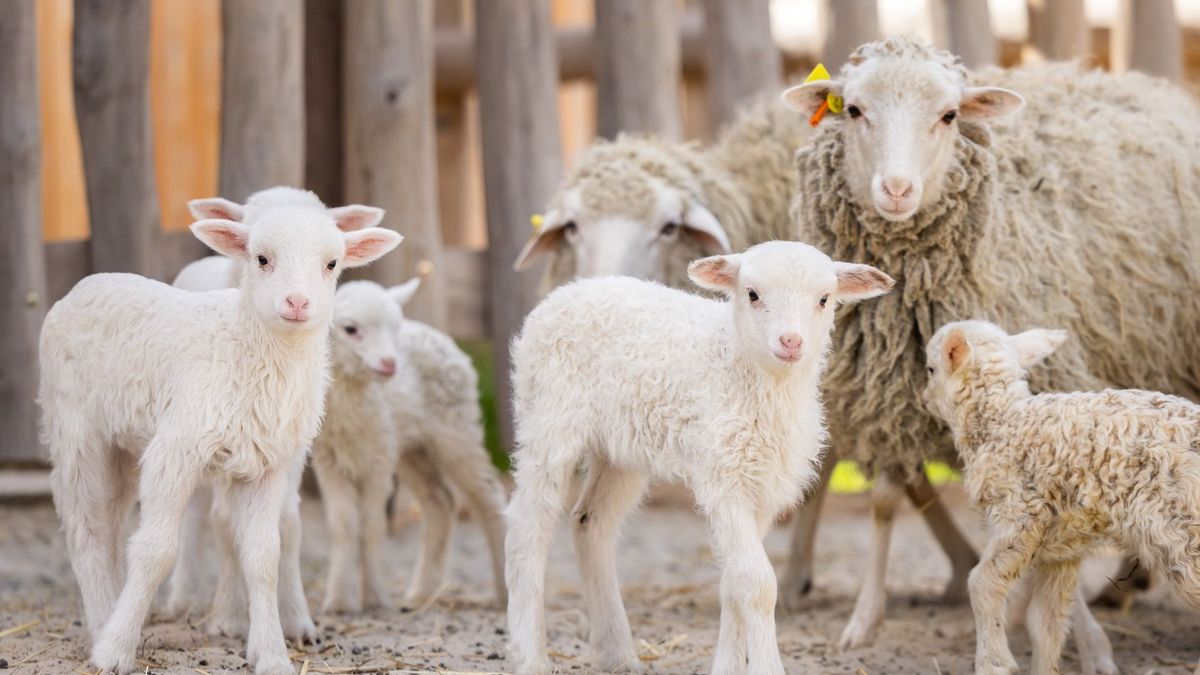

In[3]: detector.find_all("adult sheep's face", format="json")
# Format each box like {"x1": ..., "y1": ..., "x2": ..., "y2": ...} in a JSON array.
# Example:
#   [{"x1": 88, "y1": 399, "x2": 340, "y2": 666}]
[
  {"x1": 330, "y1": 279, "x2": 420, "y2": 379},
  {"x1": 688, "y1": 242, "x2": 894, "y2": 373},
  {"x1": 782, "y1": 39, "x2": 1024, "y2": 222},
  {"x1": 191, "y1": 210, "x2": 402, "y2": 332}
]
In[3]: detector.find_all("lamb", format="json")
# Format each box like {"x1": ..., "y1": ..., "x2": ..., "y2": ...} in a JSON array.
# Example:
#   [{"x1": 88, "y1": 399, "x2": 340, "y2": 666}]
[
  {"x1": 778, "y1": 37, "x2": 1200, "y2": 650},
  {"x1": 505, "y1": 241, "x2": 894, "y2": 675},
  {"x1": 39, "y1": 205, "x2": 401, "y2": 674},
  {"x1": 922, "y1": 320, "x2": 1200, "y2": 675},
  {"x1": 315, "y1": 278, "x2": 507, "y2": 613}
]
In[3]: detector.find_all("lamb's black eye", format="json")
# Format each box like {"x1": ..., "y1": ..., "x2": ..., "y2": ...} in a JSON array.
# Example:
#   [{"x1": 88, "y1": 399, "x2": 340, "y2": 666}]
[
  {"x1": 819, "y1": 294, "x2": 829, "y2": 308},
  {"x1": 562, "y1": 221, "x2": 578, "y2": 235},
  {"x1": 927, "y1": 366, "x2": 935, "y2": 376},
  {"x1": 941, "y1": 110, "x2": 958, "y2": 124},
  {"x1": 326, "y1": 260, "x2": 337, "y2": 271},
  {"x1": 660, "y1": 221, "x2": 679, "y2": 237},
  {"x1": 847, "y1": 105, "x2": 862, "y2": 119},
  {"x1": 747, "y1": 289, "x2": 759, "y2": 303},
  {"x1": 344, "y1": 325, "x2": 358, "y2": 336},
  {"x1": 257, "y1": 255, "x2": 269, "y2": 267}
]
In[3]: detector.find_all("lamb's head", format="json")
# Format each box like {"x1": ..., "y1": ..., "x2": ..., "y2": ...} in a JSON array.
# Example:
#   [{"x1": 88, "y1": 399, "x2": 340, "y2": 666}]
[
  {"x1": 330, "y1": 278, "x2": 420, "y2": 379},
  {"x1": 688, "y1": 241, "x2": 893, "y2": 373},
  {"x1": 513, "y1": 137, "x2": 732, "y2": 284},
  {"x1": 189, "y1": 187, "x2": 386, "y2": 232},
  {"x1": 191, "y1": 208, "x2": 402, "y2": 332},
  {"x1": 782, "y1": 37, "x2": 1023, "y2": 222},
  {"x1": 922, "y1": 320, "x2": 1067, "y2": 422}
]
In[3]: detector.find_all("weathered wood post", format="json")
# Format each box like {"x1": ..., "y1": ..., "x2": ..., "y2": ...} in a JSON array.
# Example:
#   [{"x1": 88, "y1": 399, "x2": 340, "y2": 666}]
[
  {"x1": 930, "y1": 0, "x2": 997, "y2": 68},
  {"x1": 821, "y1": 0, "x2": 879, "y2": 71},
  {"x1": 0, "y1": 0, "x2": 48, "y2": 462},
  {"x1": 219, "y1": 0, "x2": 304, "y2": 201},
  {"x1": 702, "y1": 0, "x2": 781, "y2": 129},
  {"x1": 72, "y1": 0, "x2": 160, "y2": 277},
  {"x1": 342, "y1": 0, "x2": 446, "y2": 328},
  {"x1": 1027, "y1": 0, "x2": 1088, "y2": 61},
  {"x1": 475, "y1": 0, "x2": 563, "y2": 448},
  {"x1": 304, "y1": 0, "x2": 344, "y2": 206},
  {"x1": 595, "y1": 0, "x2": 681, "y2": 139},
  {"x1": 1112, "y1": 0, "x2": 1182, "y2": 82}
]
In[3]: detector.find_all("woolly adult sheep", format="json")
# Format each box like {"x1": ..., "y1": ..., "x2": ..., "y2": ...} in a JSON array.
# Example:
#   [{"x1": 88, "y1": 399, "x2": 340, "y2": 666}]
[
  {"x1": 505, "y1": 241, "x2": 894, "y2": 675},
  {"x1": 40, "y1": 207, "x2": 401, "y2": 674},
  {"x1": 316, "y1": 278, "x2": 507, "y2": 613},
  {"x1": 779, "y1": 36, "x2": 1200, "y2": 648},
  {"x1": 922, "y1": 320, "x2": 1200, "y2": 675}
]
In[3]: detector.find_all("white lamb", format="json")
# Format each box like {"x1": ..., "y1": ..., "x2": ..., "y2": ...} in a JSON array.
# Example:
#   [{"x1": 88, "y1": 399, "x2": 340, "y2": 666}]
[
  {"x1": 315, "y1": 278, "x2": 507, "y2": 613},
  {"x1": 505, "y1": 241, "x2": 894, "y2": 675},
  {"x1": 39, "y1": 206, "x2": 401, "y2": 674},
  {"x1": 922, "y1": 320, "x2": 1200, "y2": 675}
]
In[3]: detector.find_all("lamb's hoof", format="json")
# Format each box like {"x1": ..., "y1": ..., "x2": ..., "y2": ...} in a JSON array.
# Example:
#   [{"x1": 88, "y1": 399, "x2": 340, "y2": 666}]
[
  {"x1": 776, "y1": 576, "x2": 814, "y2": 613},
  {"x1": 206, "y1": 613, "x2": 248, "y2": 639},
  {"x1": 510, "y1": 653, "x2": 552, "y2": 675},
  {"x1": 164, "y1": 592, "x2": 202, "y2": 620},
  {"x1": 91, "y1": 639, "x2": 135, "y2": 674},
  {"x1": 837, "y1": 610, "x2": 882, "y2": 649},
  {"x1": 282, "y1": 613, "x2": 317, "y2": 644},
  {"x1": 251, "y1": 651, "x2": 295, "y2": 675},
  {"x1": 321, "y1": 595, "x2": 362, "y2": 616},
  {"x1": 595, "y1": 650, "x2": 642, "y2": 673},
  {"x1": 975, "y1": 653, "x2": 1018, "y2": 675},
  {"x1": 402, "y1": 588, "x2": 440, "y2": 610}
]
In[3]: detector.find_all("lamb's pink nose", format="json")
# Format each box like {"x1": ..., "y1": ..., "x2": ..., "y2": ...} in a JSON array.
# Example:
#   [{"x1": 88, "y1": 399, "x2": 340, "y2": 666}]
[
  {"x1": 779, "y1": 334, "x2": 802, "y2": 353},
  {"x1": 375, "y1": 357, "x2": 397, "y2": 377},
  {"x1": 285, "y1": 294, "x2": 310, "y2": 312},
  {"x1": 882, "y1": 177, "x2": 913, "y2": 199}
]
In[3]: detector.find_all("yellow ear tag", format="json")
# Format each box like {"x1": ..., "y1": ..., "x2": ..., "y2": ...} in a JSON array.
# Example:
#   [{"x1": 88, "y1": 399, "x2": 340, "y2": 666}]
[
  {"x1": 804, "y1": 63, "x2": 844, "y2": 126},
  {"x1": 530, "y1": 213, "x2": 544, "y2": 232}
]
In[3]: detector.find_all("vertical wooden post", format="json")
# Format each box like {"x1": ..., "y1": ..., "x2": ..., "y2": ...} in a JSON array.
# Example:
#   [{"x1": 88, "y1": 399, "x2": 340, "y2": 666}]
[
  {"x1": 475, "y1": 0, "x2": 563, "y2": 449},
  {"x1": 595, "y1": 0, "x2": 681, "y2": 139},
  {"x1": 219, "y1": 0, "x2": 304, "y2": 201},
  {"x1": 435, "y1": 0, "x2": 483, "y2": 249},
  {"x1": 1027, "y1": 0, "x2": 1088, "y2": 61},
  {"x1": 342, "y1": 0, "x2": 445, "y2": 328},
  {"x1": 930, "y1": 0, "x2": 997, "y2": 68},
  {"x1": 0, "y1": 0, "x2": 47, "y2": 461},
  {"x1": 821, "y1": 0, "x2": 879, "y2": 72},
  {"x1": 72, "y1": 0, "x2": 160, "y2": 276},
  {"x1": 1112, "y1": 0, "x2": 1182, "y2": 82},
  {"x1": 304, "y1": 0, "x2": 343, "y2": 206},
  {"x1": 701, "y1": 0, "x2": 781, "y2": 130}
]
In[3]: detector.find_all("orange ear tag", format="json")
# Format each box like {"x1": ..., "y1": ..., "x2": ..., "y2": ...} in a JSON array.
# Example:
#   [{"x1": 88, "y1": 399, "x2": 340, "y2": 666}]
[{"x1": 803, "y1": 63, "x2": 844, "y2": 127}]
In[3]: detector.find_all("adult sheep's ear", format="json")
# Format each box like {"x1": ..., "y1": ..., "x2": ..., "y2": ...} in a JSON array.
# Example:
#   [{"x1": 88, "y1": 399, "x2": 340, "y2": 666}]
[
  {"x1": 687, "y1": 254, "x2": 741, "y2": 292},
  {"x1": 342, "y1": 228, "x2": 403, "y2": 268},
  {"x1": 191, "y1": 219, "x2": 251, "y2": 259},
  {"x1": 781, "y1": 80, "x2": 841, "y2": 118},
  {"x1": 513, "y1": 210, "x2": 568, "y2": 271},
  {"x1": 833, "y1": 262, "x2": 894, "y2": 302},
  {"x1": 943, "y1": 328, "x2": 972, "y2": 374},
  {"x1": 388, "y1": 277, "x2": 421, "y2": 307},
  {"x1": 1007, "y1": 328, "x2": 1068, "y2": 369},
  {"x1": 960, "y1": 87, "x2": 1024, "y2": 122},
  {"x1": 681, "y1": 202, "x2": 733, "y2": 255},
  {"x1": 188, "y1": 197, "x2": 244, "y2": 222},
  {"x1": 329, "y1": 204, "x2": 385, "y2": 231}
]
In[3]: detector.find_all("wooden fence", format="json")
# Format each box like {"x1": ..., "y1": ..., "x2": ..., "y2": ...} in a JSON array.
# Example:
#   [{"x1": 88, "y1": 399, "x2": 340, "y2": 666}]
[{"x1": 0, "y1": 0, "x2": 1192, "y2": 461}]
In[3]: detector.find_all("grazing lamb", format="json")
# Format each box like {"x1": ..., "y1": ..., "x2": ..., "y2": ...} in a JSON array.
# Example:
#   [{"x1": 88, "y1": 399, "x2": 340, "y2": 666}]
[
  {"x1": 779, "y1": 37, "x2": 1200, "y2": 650},
  {"x1": 316, "y1": 278, "x2": 507, "y2": 613},
  {"x1": 40, "y1": 207, "x2": 401, "y2": 674},
  {"x1": 505, "y1": 241, "x2": 894, "y2": 675},
  {"x1": 922, "y1": 320, "x2": 1200, "y2": 675}
]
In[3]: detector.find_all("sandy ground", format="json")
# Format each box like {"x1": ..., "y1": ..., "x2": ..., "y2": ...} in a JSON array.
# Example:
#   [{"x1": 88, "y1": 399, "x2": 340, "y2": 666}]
[{"x1": 1, "y1": 485, "x2": 1198, "y2": 675}]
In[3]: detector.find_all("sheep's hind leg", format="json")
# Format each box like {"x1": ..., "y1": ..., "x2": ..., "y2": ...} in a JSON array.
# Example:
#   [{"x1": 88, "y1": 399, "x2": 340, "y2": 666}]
[
  {"x1": 206, "y1": 487, "x2": 249, "y2": 638},
  {"x1": 313, "y1": 458, "x2": 364, "y2": 614},
  {"x1": 839, "y1": 470, "x2": 904, "y2": 649},
  {"x1": 395, "y1": 446, "x2": 456, "y2": 608},
  {"x1": 435, "y1": 431, "x2": 510, "y2": 607},
  {"x1": 572, "y1": 455, "x2": 648, "y2": 672},
  {"x1": 1070, "y1": 581, "x2": 1116, "y2": 675},
  {"x1": 778, "y1": 450, "x2": 836, "y2": 611},
  {"x1": 969, "y1": 520, "x2": 1043, "y2": 675},
  {"x1": 905, "y1": 466, "x2": 979, "y2": 603},
  {"x1": 1026, "y1": 560, "x2": 1079, "y2": 675}
]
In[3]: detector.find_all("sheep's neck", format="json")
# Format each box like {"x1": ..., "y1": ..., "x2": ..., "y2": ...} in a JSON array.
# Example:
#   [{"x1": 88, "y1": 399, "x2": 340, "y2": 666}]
[
  {"x1": 235, "y1": 295, "x2": 329, "y2": 360},
  {"x1": 948, "y1": 363, "x2": 1028, "y2": 465}
]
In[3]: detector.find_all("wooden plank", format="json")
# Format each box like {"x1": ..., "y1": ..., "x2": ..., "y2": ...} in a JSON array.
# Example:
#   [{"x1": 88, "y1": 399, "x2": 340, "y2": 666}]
[
  {"x1": 37, "y1": 0, "x2": 89, "y2": 243},
  {"x1": 218, "y1": 0, "x2": 304, "y2": 201},
  {"x1": 1027, "y1": 0, "x2": 1088, "y2": 61},
  {"x1": 474, "y1": 0, "x2": 563, "y2": 448},
  {"x1": 1112, "y1": 0, "x2": 1182, "y2": 82},
  {"x1": 595, "y1": 0, "x2": 681, "y2": 139},
  {"x1": 930, "y1": 0, "x2": 997, "y2": 68},
  {"x1": 702, "y1": 0, "x2": 781, "y2": 129},
  {"x1": 821, "y1": 0, "x2": 879, "y2": 72},
  {"x1": 72, "y1": 0, "x2": 160, "y2": 276},
  {"x1": 342, "y1": 0, "x2": 446, "y2": 329},
  {"x1": 304, "y1": 0, "x2": 343, "y2": 206},
  {"x1": 0, "y1": 0, "x2": 48, "y2": 462}
]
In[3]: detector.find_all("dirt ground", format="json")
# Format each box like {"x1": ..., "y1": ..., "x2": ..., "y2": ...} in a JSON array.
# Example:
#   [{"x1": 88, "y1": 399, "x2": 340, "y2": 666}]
[{"x1": 2, "y1": 485, "x2": 1197, "y2": 674}]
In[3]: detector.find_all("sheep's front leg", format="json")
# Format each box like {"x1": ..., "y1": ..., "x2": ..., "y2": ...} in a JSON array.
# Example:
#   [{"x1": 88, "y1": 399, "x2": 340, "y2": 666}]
[
  {"x1": 313, "y1": 458, "x2": 363, "y2": 614},
  {"x1": 839, "y1": 470, "x2": 904, "y2": 649},
  {"x1": 277, "y1": 454, "x2": 316, "y2": 642},
  {"x1": 778, "y1": 451, "x2": 836, "y2": 611},
  {"x1": 1026, "y1": 560, "x2": 1079, "y2": 675},
  {"x1": 905, "y1": 467, "x2": 978, "y2": 603},
  {"x1": 709, "y1": 506, "x2": 785, "y2": 675},
  {"x1": 1070, "y1": 583, "x2": 1116, "y2": 675},
  {"x1": 970, "y1": 520, "x2": 1042, "y2": 675},
  {"x1": 228, "y1": 467, "x2": 292, "y2": 675},
  {"x1": 360, "y1": 464, "x2": 394, "y2": 610}
]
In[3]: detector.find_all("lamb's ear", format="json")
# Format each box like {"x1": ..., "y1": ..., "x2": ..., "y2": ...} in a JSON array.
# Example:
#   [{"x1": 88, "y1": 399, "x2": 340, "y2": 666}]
[
  {"x1": 1007, "y1": 328, "x2": 1068, "y2": 369},
  {"x1": 833, "y1": 262, "x2": 894, "y2": 302},
  {"x1": 342, "y1": 228, "x2": 403, "y2": 268},
  {"x1": 191, "y1": 219, "x2": 251, "y2": 259},
  {"x1": 188, "y1": 198, "x2": 244, "y2": 222},
  {"x1": 329, "y1": 205, "x2": 385, "y2": 231},
  {"x1": 960, "y1": 87, "x2": 1024, "y2": 121},
  {"x1": 781, "y1": 80, "x2": 841, "y2": 118},
  {"x1": 387, "y1": 277, "x2": 421, "y2": 307},
  {"x1": 513, "y1": 211, "x2": 568, "y2": 271},
  {"x1": 944, "y1": 328, "x2": 971, "y2": 374},
  {"x1": 687, "y1": 254, "x2": 741, "y2": 292},
  {"x1": 680, "y1": 202, "x2": 733, "y2": 255}
]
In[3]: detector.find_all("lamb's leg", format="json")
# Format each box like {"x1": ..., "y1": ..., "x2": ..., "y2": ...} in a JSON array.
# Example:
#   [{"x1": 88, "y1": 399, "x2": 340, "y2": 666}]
[
  {"x1": 778, "y1": 451, "x2": 836, "y2": 611},
  {"x1": 166, "y1": 486, "x2": 212, "y2": 618},
  {"x1": 969, "y1": 521, "x2": 1042, "y2": 675},
  {"x1": 905, "y1": 467, "x2": 978, "y2": 603},
  {"x1": 207, "y1": 488, "x2": 249, "y2": 638},
  {"x1": 839, "y1": 470, "x2": 904, "y2": 649},
  {"x1": 1070, "y1": 579, "x2": 1117, "y2": 675},
  {"x1": 277, "y1": 455, "x2": 315, "y2": 642},
  {"x1": 227, "y1": 467, "x2": 293, "y2": 675},
  {"x1": 436, "y1": 432, "x2": 510, "y2": 607},
  {"x1": 395, "y1": 446, "x2": 455, "y2": 608},
  {"x1": 313, "y1": 458, "x2": 363, "y2": 614},
  {"x1": 571, "y1": 456, "x2": 648, "y2": 672},
  {"x1": 709, "y1": 506, "x2": 785, "y2": 675},
  {"x1": 359, "y1": 464, "x2": 393, "y2": 611},
  {"x1": 1026, "y1": 560, "x2": 1079, "y2": 675},
  {"x1": 505, "y1": 449, "x2": 576, "y2": 675},
  {"x1": 91, "y1": 441, "x2": 201, "y2": 674}
]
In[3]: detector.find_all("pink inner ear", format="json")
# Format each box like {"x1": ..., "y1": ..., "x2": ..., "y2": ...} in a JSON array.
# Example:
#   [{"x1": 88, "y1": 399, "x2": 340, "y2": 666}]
[
  {"x1": 204, "y1": 225, "x2": 248, "y2": 254},
  {"x1": 344, "y1": 232, "x2": 393, "y2": 262},
  {"x1": 694, "y1": 259, "x2": 736, "y2": 287},
  {"x1": 836, "y1": 266, "x2": 892, "y2": 296},
  {"x1": 333, "y1": 207, "x2": 382, "y2": 232}
]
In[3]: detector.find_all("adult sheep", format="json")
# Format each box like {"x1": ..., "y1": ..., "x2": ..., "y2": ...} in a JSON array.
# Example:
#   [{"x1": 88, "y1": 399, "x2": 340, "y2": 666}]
[{"x1": 780, "y1": 36, "x2": 1200, "y2": 649}]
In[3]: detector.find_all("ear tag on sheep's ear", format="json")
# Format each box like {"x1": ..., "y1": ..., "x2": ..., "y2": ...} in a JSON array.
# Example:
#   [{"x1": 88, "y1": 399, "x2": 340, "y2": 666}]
[
  {"x1": 530, "y1": 213, "x2": 544, "y2": 233},
  {"x1": 804, "y1": 63, "x2": 845, "y2": 127}
]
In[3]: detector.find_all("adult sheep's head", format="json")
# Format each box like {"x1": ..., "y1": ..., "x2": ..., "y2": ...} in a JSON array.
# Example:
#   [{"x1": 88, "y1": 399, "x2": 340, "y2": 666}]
[
  {"x1": 513, "y1": 138, "x2": 732, "y2": 288},
  {"x1": 782, "y1": 37, "x2": 1024, "y2": 222}
]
